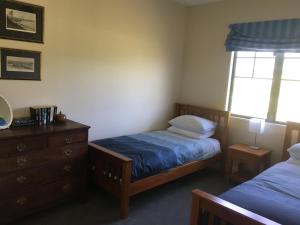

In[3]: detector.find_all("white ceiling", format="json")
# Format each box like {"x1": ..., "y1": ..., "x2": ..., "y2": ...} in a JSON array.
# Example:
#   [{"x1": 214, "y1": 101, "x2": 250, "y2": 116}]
[{"x1": 172, "y1": 0, "x2": 224, "y2": 6}]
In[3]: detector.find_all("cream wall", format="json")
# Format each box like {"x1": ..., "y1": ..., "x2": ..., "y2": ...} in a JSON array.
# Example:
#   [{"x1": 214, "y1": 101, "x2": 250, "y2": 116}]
[
  {"x1": 181, "y1": 0, "x2": 300, "y2": 163},
  {"x1": 0, "y1": 0, "x2": 187, "y2": 140},
  {"x1": 1, "y1": 0, "x2": 295, "y2": 162}
]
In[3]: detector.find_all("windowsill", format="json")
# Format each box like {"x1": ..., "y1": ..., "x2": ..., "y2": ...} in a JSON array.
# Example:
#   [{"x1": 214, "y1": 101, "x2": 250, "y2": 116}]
[{"x1": 230, "y1": 114, "x2": 287, "y2": 126}]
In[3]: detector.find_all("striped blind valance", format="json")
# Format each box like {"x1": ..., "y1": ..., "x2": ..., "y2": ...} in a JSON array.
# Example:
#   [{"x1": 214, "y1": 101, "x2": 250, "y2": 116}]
[{"x1": 225, "y1": 18, "x2": 300, "y2": 52}]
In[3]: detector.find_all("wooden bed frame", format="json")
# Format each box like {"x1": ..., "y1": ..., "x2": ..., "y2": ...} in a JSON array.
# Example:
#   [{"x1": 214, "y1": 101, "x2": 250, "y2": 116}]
[
  {"x1": 88, "y1": 103, "x2": 230, "y2": 219},
  {"x1": 190, "y1": 121, "x2": 300, "y2": 225}
]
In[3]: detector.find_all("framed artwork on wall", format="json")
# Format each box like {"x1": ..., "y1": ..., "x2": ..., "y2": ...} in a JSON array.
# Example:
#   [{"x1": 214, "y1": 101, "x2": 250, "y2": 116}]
[
  {"x1": 0, "y1": 48, "x2": 41, "y2": 81},
  {"x1": 0, "y1": 0, "x2": 44, "y2": 43}
]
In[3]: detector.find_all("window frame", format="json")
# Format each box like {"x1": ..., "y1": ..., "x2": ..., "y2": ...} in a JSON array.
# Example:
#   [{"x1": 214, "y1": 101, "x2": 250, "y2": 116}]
[{"x1": 227, "y1": 51, "x2": 288, "y2": 124}]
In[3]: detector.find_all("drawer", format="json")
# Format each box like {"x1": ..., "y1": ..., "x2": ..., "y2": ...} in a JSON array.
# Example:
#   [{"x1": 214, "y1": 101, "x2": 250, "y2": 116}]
[
  {"x1": 0, "y1": 178, "x2": 85, "y2": 222},
  {"x1": 230, "y1": 149, "x2": 259, "y2": 162},
  {"x1": 53, "y1": 143, "x2": 88, "y2": 160},
  {"x1": 0, "y1": 136, "x2": 44, "y2": 157},
  {"x1": 48, "y1": 130, "x2": 87, "y2": 147},
  {"x1": 0, "y1": 143, "x2": 87, "y2": 174},
  {"x1": 0, "y1": 159, "x2": 86, "y2": 197}
]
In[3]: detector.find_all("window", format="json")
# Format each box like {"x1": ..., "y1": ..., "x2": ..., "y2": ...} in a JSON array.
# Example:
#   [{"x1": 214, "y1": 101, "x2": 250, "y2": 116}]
[{"x1": 228, "y1": 51, "x2": 300, "y2": 123}]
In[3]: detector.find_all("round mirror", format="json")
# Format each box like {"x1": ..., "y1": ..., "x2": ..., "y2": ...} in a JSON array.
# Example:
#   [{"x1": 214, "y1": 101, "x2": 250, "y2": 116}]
[{"x1": 0, "y1": 95, "x2": 13, "y2": 129}]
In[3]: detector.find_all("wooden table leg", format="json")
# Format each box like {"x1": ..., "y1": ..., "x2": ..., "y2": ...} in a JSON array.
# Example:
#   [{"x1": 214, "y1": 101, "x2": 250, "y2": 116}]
[{"x1": 226, "y1": 159, "x2": 233, "y2": 182}]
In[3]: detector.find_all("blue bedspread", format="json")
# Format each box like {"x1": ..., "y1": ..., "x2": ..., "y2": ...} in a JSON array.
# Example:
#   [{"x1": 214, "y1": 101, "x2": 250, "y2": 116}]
[
  {"x1": 220, "y1": 159, "x2": 300, "y2": 225},
  {"x1": 93, "y1": 131, "x2": 220, "y2": 181}
]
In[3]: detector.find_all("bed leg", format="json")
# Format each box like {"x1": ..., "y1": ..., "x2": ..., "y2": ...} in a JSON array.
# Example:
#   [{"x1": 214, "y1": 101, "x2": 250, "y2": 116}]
[
  {"x1": 190, "y1": 191, "x2": 200, "y2": 225},
  {"x1": 120, "y1": 194, "x2": 130, "y2": 219},
  {"x1": 120, "y1": 161, "x2": 131, "y2": 219}
]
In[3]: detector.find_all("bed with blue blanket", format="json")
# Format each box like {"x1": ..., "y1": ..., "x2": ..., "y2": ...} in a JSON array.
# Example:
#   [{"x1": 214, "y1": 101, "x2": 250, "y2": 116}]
[
  {"x1": 219, "y1": 159, "x2": 300, "y2": 225},
  {"x1": 190, "y1": 121, "x2": 300, "y2": 225},
  {"x1": 89, "y1": 103, "x2": 230, "y2": 219},
  {"x1": 93, "y1": 130, "x2": 221, "y2": 181}
]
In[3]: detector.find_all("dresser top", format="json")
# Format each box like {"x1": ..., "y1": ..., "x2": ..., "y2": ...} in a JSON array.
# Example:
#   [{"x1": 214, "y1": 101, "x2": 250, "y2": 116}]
[{"x1": 0, "y1": 120, "x2": 90, "y2": 141}]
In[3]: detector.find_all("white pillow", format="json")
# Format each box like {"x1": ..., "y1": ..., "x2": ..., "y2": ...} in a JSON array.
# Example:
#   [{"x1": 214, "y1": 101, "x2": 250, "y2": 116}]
[
  {"x1": 287, "y1": 143, "x2": 300, "y2": 160},
  {"x1": 169, "y1": 115, "x2": 216, "y2": 134},
  {"x1": 167, "y1": 126, "x2": 215, "y2": 139}
]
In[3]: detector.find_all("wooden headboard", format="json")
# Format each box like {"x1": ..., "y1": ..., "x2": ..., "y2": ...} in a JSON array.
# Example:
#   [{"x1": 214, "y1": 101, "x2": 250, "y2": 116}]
[
  {"x1": 174, "y1": 103, "x2": 230, "y2": 152},
  {"x1": 282, "y1": 121, "x2": 300, "y2": 161}
]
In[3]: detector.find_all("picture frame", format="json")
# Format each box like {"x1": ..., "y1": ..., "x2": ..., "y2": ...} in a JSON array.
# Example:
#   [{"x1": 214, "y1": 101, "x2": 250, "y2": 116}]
[
  {"x1": 0, "y1": 0, "x2": 44, "y2": 43},
  {"x1": 0, "y1": 48, "x2": 41, "y2": 81}
]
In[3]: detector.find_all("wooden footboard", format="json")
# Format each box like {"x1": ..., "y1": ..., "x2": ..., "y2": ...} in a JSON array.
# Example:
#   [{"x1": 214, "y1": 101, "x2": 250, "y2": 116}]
[
  {"x1": 88, "y1": 143, "x2": 132, "y2": 218},
  {"x1": 190, "y1": 189, "x2": 280, "y2": 225}
]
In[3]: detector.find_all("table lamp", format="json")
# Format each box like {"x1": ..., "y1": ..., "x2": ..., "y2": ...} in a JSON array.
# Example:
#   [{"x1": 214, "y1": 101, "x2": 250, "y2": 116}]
[{"x1": 249, "y1": 118, "x2": 265, "y2": 149}]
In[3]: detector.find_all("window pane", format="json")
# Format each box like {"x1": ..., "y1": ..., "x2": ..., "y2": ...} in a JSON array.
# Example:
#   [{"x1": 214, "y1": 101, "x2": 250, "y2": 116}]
[
  {"x1": 282, "y1": 58, "x2": 300, "y2": 80},
  {"x1": 253, "y1": 58, "x2": 275, "y2": 79},
  {"x1": 276, "y1": 81, "x2": 300, "y2": 122},
  {"x1": 237, "y1": 51, "x2": 255, "y2": 57},
  {"x1": 284, "y1": 53, "x2": 300, "y2": 58},
  {"x1": 230, "y1": 78, "x2": 272, "y2": 118},
  {"x1": 235, "y1": 58, "x2": 254, "y2": 77},
  {"x1": 256, "y1": 52, "x2": 274, "y2": 58}
]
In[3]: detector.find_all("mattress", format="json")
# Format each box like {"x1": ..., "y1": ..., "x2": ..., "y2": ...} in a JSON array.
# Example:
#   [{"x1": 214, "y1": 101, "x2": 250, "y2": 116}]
[
  {"x1": 92, "y1": 130, "x2": 220, "y2": 181},
  {"x1": 220, "y1": 159, "x2": 300, "y2": 225}
]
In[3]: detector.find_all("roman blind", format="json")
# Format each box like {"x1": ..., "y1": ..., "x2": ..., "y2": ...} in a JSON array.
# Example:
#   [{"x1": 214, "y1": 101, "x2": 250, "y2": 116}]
[{"x1": 225, "y1": 18, "x2": 300, "y2": 52}]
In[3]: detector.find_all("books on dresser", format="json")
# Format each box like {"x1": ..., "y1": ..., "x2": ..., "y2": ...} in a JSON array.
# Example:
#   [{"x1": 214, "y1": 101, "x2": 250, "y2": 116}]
[
  {"x1": 12, "y1": 117, "x2": 35, "y2": 127},
  {"x1": 30, "y1": 105, "x2": 57, "y2": 125}
]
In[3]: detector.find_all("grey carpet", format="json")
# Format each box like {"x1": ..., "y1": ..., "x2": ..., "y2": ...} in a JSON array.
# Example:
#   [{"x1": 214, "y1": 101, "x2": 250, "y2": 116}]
[{"x1": 15, "y1": 169, "x2": 231, "y2": 225}]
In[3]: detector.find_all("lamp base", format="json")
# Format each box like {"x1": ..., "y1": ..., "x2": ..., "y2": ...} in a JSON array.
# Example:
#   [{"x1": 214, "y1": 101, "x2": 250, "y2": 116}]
[{"x1": 249, "y1": 145, "x2": 261, "y2": 150}]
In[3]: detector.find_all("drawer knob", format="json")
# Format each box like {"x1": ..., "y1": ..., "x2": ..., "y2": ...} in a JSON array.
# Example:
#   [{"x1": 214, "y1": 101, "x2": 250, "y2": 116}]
[
  {"x1": 64, "y1": 149, "x2": 73, "y2": 157},
  {"x1": 16, "y1": 176, "x2": 27, "y2": 184},
  {"x1": 16, "y1": 197, "x2": 27, "y2": 206},
  {"x1": 63, "y1": 183, "x2": 72, "y2": 192},
  {"x1": 63, "y1": 165, "x2": 72, "y2": 172},
  {"x1": 17, "y1": 157, "x2": 28, "y2": 167},
  {"x1": 16, "y1": 143, "x2": 27, "y2": 152},
  {"x1": 65, "y1": 137, "x2": 73, "y2": 144}
]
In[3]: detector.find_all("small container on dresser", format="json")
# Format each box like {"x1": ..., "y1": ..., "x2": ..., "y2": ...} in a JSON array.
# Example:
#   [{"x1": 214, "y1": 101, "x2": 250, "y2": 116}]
[{"x1": 0, "y1": 120, "x2": 90, "y2": 224}]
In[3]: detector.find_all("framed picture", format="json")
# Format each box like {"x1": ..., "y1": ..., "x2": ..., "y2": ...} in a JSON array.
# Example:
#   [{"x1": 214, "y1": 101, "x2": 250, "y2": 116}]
[
  {"x1": 0, "y1": 0, "x2": 44, "y2": 43},
  {"x1": 0, "y1": 48, "x2": 41, "y2": 81}
]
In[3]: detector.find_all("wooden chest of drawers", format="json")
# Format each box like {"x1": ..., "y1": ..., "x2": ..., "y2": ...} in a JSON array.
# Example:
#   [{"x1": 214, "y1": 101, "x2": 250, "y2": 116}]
[{"x1": 0, "y1": 120, "x2": 90, "y2": 224}]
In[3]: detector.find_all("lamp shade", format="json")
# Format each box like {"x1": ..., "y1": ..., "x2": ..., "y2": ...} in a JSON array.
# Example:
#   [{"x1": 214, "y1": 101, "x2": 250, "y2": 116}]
[{"x1": 249, "y1": 118, "x2": 265, "y2": 134}]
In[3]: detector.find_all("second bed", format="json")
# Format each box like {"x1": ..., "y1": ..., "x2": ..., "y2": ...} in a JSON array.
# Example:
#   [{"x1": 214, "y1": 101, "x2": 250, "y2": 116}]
[{"x1": 190, "y1": 121, "x2": 300, "y2": 225}]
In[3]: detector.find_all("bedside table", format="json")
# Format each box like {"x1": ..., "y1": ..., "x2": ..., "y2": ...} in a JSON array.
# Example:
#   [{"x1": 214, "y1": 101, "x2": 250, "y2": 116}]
[{"x1": 226, "y1": 144, "x2": 271, "y2": 183}]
